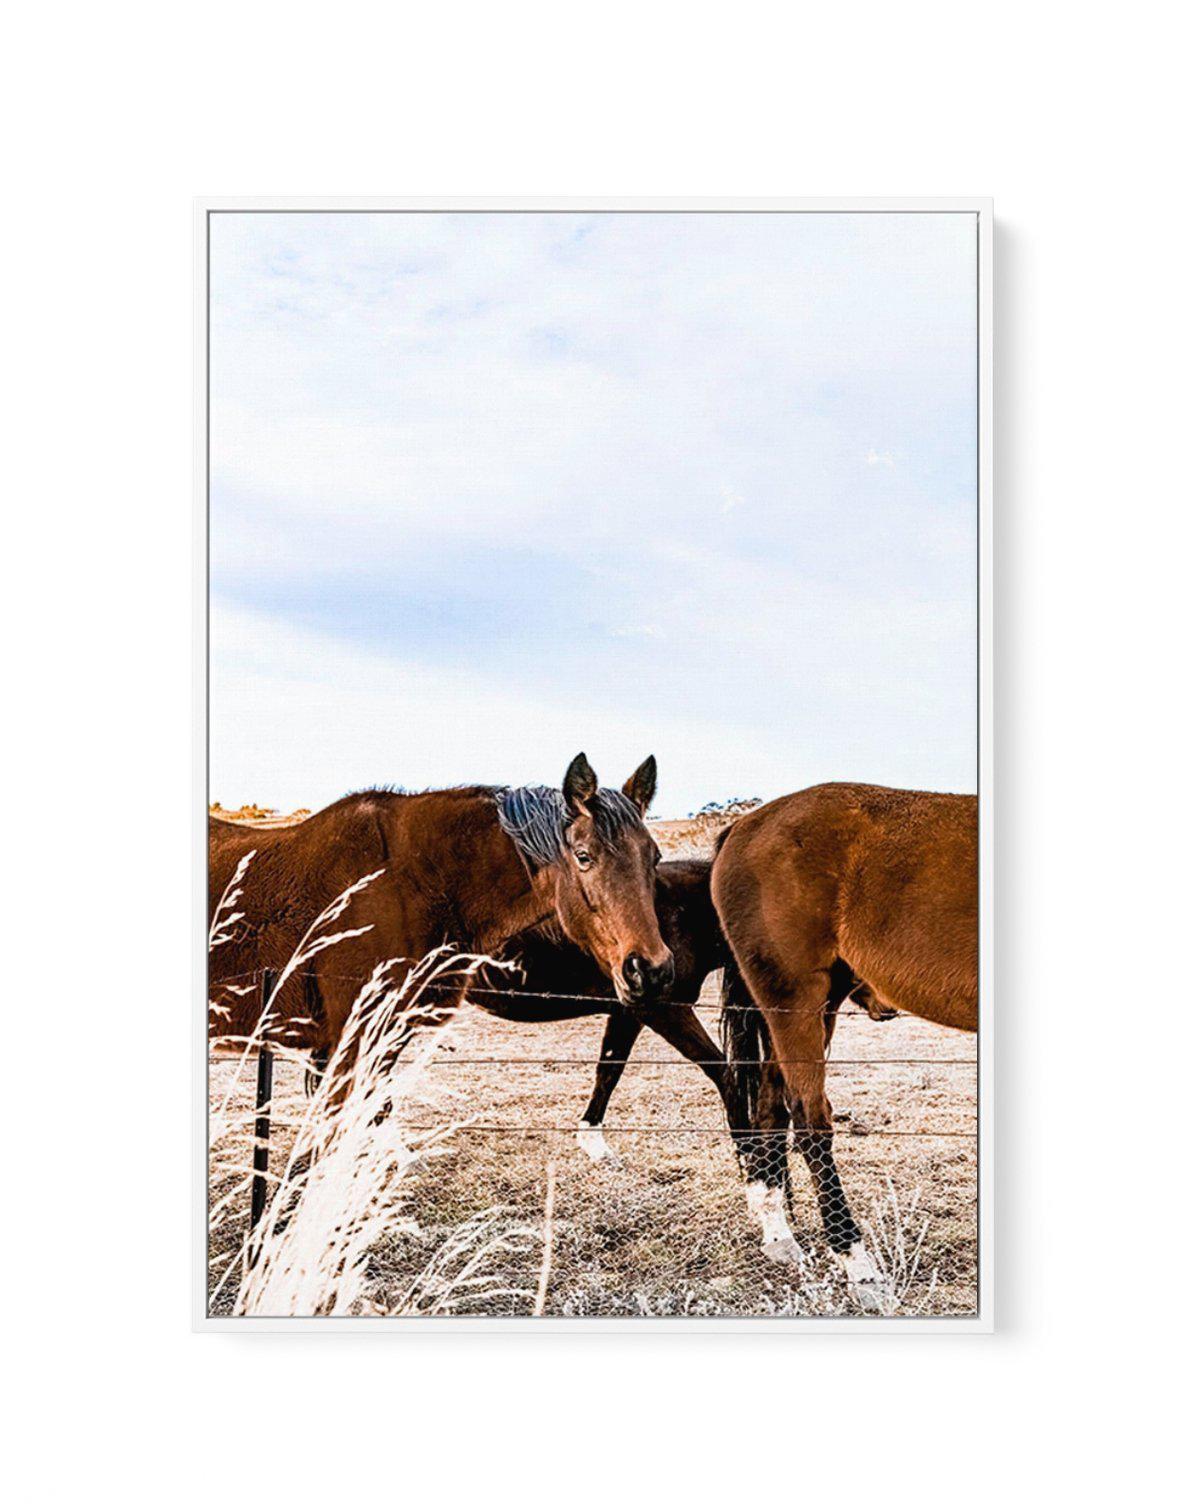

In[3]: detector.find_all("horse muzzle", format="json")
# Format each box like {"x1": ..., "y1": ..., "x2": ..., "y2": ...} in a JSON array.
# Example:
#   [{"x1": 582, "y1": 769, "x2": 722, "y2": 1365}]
[{"x1": 617, "y1": 951, "x2": 675, "y2": 1006}]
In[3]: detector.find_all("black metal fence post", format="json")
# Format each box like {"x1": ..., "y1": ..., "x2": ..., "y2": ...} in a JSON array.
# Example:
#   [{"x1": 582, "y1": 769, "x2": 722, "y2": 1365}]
[{"x1": 247, "y1": 968, "x2": 276, "y2": 1265}]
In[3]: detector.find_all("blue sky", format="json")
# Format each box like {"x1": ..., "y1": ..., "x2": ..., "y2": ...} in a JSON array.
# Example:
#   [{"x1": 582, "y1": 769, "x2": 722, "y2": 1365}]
[{"x1": 209, "y1": 211, "x2": 977, "y2": 816}]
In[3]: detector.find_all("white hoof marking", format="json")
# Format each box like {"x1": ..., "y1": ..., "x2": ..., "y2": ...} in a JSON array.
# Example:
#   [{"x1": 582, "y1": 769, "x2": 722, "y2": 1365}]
[
  {"x1": 840, "y1": 1240, "x2": 888, "y2": 1311},
  {"x1": 576, "y1": 1121, "x2": 618, "y2": 1164},
  {"x1": 763, "y1": 1234, "x2": 809, "y2": 1269},
  {"x1": 746, "y1": 1181, "x2": 807, "y2": 1270}
]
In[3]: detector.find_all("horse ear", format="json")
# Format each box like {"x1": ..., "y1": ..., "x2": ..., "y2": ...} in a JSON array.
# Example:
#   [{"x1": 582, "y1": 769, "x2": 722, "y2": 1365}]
[
  {"x1": 563, "y1": 752, "x2": 599, "y2": 815},
  {"x1": 622, "y1": 755, "x2": 657, "y2": 815}
]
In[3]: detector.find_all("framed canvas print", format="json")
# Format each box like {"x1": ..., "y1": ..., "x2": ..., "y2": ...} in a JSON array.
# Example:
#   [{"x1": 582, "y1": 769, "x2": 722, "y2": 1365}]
[{"x1": 195, "y1": 197, "x2": 992, "y2": 1332}]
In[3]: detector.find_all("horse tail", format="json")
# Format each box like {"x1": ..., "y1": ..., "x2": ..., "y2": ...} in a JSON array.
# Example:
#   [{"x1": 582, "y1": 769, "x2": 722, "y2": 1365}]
[
  {"x1": 719, "y1": 956, "x2": 767, "y2": 1136},
  {"x1": 709, "y1": 824, "x2": 755, "y2": 1125}
]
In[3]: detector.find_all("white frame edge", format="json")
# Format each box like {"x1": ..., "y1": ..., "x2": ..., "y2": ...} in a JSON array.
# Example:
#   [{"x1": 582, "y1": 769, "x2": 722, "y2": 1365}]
[{"x1": 193, "y1": 196, "x2": 995, "y2": 1335}]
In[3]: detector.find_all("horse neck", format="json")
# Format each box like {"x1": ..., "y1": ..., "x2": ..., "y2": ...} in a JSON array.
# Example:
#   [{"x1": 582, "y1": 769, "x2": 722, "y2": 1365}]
[
  {"x1": 660, "y1": 863, "x2": 722, "y2": 977},
  {"x1": 433, "y1": 796, "x2": 559, "y2": 950}
]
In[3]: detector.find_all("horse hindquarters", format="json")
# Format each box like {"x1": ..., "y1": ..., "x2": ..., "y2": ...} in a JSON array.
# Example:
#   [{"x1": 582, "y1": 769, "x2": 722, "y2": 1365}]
[{"x1": 713, "y1": 823, "x2": 883, "y2": 1299}]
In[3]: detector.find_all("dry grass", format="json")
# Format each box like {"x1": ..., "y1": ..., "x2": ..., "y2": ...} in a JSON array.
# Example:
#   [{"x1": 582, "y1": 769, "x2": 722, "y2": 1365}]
[
  {"x1": 207, "y1": 809, "x2": 978, "y2": 1320},
  {"x1": 208, "y1": 871, "x2": 535, "y2": 1318},
  {"x1": 366, "y1": 1001, "x2": 976, "y2": 1317},
  {"x1": 209, "y1": 991, "x2": 977, "y2": 1318},
  {"x1": 209, "y1": 963, "x2": 538, "y2": 1316}
]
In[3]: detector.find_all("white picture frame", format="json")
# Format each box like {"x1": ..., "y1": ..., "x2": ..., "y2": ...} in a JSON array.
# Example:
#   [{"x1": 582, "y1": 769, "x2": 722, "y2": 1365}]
[{"x1": 194, "y1": 197, "x2": 993, "y2": 1333}]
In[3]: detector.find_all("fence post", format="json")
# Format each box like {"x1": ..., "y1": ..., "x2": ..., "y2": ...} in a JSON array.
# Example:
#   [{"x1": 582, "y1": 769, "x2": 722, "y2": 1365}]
[{"x1": 247, "y1": 967, "x2": 276, "y2": 1265}]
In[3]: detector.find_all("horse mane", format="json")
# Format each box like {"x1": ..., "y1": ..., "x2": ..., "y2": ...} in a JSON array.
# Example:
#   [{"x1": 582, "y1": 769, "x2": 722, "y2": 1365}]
[
  {"x1": 344, "y1": 783, "x2": 495, "y2": 801},
  {"x1": 494, "y1": 785, "x2": 643, "y2": 869}
]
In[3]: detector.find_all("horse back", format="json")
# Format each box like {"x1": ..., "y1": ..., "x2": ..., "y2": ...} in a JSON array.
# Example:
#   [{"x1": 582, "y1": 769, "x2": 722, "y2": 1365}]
[
  {"x1": 713, "y1": 783, "x2": 977, "y2": 1030},
  {"x1": 207, "y1": 801, "x2": 397, "y2": 1037},
  {"x1": 835, "y1": 786, "x2": 977, "y2": 1028}
]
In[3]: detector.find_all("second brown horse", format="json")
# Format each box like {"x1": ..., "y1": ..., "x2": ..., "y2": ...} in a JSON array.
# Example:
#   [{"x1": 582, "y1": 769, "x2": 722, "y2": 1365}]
[
  {"x1": 474, "y1": 858, "x2": 732, "y2": 1161},
  {"x1": 712, "y1": 781, "x2": 978, "y2": 1304}
]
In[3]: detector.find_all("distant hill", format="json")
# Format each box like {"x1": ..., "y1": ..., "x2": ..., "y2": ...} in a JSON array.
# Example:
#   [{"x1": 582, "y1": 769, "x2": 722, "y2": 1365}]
[
  {"x1": 209, "y1": 794, "x2": 760, "y2": 857},
  {"x1": 650, "y1": 798, "x2": 762, "y2": 859},
  {"x1": 209, "y1": 802, "x2": 311, "y2": 828}
]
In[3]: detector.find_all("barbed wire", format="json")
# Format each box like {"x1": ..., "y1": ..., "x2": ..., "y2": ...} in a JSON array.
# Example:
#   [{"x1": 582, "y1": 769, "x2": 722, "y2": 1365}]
[
  {"x1": 209, "y1": 1047, "x2": 973, "y2": 1068},
  {"x1": 351, "y1": 1123, "x2": 976, "y2": 1137},
  {"x1": 394, "y1": 1055, "x2": 974, "y2": 1066},
  {"x1": 207, "y1": 968, "x2": 927, "y2": 1020},
  {"x1": 208, "y1": 930, "x2": 979, "y2": 1317}
]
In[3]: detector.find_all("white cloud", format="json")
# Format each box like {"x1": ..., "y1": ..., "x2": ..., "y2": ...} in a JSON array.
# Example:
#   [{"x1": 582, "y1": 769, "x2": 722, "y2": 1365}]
[
  {"x1": 210, "y1": 212, "x2": 976, "y2": 564},
  {"x1": 211, "y1": 602, "x2": 785, "y2": 815},
  {"x1": 208, "y1": 212, "x2": 979, "y2": 811}
]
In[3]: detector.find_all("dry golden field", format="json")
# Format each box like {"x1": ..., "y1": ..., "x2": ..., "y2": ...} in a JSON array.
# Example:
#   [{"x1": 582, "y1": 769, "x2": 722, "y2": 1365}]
[{"x1": 207, "y1": 806, "x2": 978, "y2": 1320}]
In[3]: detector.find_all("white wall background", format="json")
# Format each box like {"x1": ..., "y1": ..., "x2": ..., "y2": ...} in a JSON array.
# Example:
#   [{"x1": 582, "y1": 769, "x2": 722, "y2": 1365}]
[{"x1": 6, "y1": 3, "x2": 1193, "y2": 1508}]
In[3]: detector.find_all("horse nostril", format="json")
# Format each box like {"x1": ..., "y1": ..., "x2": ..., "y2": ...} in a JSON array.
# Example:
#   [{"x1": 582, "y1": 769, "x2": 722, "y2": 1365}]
[
  {"x1": 642, "y1": 956, "x2": 674, "y2": 998},
  {"x1": 622, "y1": 955, "x2": 648, "y2": 992}
]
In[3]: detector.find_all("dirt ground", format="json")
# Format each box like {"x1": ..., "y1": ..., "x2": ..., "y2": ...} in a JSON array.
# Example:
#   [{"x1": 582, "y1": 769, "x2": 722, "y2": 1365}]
[
  {"x1": 209, "y1": 990, "x2": 977, "y2": 1319},
  {"x1": 208, "y1": 805, "x2": 978, "y2": 1319}
]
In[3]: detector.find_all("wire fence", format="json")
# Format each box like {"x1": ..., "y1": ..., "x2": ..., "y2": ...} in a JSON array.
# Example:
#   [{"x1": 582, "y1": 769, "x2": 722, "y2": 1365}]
[
  {"x1": 209, "y1": 964, "x2": 917, "y2": 1018},
  {"x1": 207, "y1": 963, "x2": 979, "y2": 1321}
]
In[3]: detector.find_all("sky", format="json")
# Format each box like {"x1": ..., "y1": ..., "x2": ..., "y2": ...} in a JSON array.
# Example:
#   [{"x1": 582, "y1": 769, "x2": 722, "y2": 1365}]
[{"x1": 209, "y1": 211, "x2": 977, "y2": 817}]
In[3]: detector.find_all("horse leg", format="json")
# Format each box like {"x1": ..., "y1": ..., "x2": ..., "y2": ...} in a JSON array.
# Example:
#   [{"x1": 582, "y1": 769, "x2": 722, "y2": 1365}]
[
  {"x1": 644, "y1": 1002, "x2": 805, "y2": 1265},
  {"x1": 743, "y1": 1056, "x2": 805, "y2": 1266},
  {"x1": 641, "y1": 1003, "x2": 727, "y2": 1101},
  {"x1": 303, "y1": 1048, "x2": 329, "y2": 1099},
  {"x1": 577, "y1": 1013, "x2": 642, "y2": 1163},
  {"x1": 719, "y1": 959, "x2": 805, "y2": 1264},
  {"x1": 767, "y1": 974, "x2": 885, "y2": 1307}
]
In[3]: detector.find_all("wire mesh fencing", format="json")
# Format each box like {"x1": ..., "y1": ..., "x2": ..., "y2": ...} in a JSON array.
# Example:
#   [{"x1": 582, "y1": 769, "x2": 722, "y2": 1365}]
[{"x1": 207, "y1": 976, "x2": 978, "y2": 1321}]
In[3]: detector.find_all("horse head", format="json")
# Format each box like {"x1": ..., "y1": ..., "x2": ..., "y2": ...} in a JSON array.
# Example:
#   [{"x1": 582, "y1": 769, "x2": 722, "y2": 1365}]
[{"x1": 498, "y1": 754, "x2": 674, "y2": 1006}]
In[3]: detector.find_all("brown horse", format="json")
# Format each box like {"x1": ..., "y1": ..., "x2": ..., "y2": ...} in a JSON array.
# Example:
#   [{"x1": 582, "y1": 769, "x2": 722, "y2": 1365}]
[
  {"x1": 711, "y1": 782, "x2": 977, "y2": 1301},
  {"x1": 209, "y1": 754, "x2": 674, "y2": 1067},
  {"x1": 473, "y1": 859, "x2": 733, "y2": 1161}
]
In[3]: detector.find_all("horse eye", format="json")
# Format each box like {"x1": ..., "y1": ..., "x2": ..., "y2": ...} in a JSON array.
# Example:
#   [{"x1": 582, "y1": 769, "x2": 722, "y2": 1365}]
[{"x1": 574, "y1": 850, "x2": 592, "y2": 869}]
